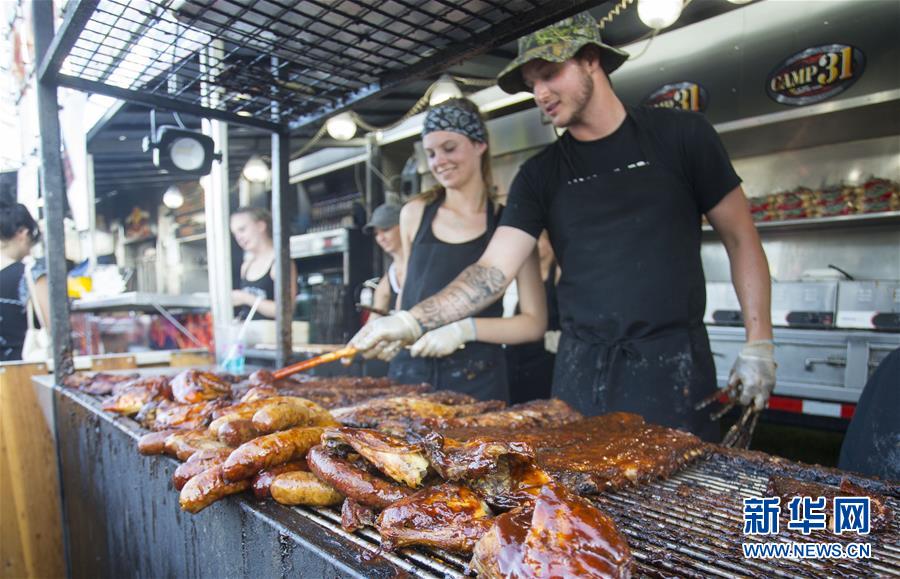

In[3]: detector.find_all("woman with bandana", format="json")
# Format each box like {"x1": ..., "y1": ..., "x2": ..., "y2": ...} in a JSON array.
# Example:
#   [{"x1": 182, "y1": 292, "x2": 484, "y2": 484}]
[{"x1": 371, "y1": 98, "x2": 547, "y2": 402}]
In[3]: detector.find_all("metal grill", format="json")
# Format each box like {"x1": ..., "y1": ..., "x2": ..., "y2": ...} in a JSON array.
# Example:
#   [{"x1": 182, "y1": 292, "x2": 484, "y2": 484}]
[
  {"x1": 46, "y1": 0, "x2": 602, "y2": 129},
  {"x1": 291, "y1": 453, "x2": 900, "y2": 578}
]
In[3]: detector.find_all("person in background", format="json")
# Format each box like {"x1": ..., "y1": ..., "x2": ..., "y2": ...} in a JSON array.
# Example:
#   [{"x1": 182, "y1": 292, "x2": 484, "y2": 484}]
[
  {"x1": 364, "y1": 203, "x2": 404, "y2": 318},
  {"x1": 362, "y1": 98, "x2": 547, "y2": 402},
  {"x1": 0, "y1": 202, "x2": 48, "y2": 361},
  {"x1": 838, "y1": 348, "x2": 899, "y2": 480},
  {"x1": 505, "y1": 230, "x2": 560, "y2": 403},
  {"x1": 230, "y1": 206, "x2": 297, "y2": 320},
  {"x1": 350, "y1": 13, "x2": 773, "y2": 440}
]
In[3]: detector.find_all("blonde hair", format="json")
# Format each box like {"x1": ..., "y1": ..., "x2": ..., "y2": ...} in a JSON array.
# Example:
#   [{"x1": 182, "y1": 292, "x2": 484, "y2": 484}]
[{"x1": 416, "y1": 98, "x2": 498, "y2": 208}]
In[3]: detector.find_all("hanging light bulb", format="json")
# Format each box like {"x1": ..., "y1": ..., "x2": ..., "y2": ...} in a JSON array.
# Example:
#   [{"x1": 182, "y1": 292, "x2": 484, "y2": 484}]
[
  {"x1": 637, "y1": 0, "x2": 683, "y2": 30},
  {"x1": 242, "y1": 154, "x2": 270, "y2": 183},
  {"x1": 163, "y1": 185, "x2": 184, "y2": 209},
  {"x1": 429, "y1": 74, "x2": 463, "y2": 106},
  {"x1": 325, "y1": 112, "x2": 357, "y2": 141}
]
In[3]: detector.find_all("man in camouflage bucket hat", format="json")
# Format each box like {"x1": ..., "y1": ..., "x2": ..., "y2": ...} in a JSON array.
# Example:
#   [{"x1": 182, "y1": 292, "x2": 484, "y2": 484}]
[
  {"x1": 497, "y1": 11, "x2": 628, "y2": 94},
  {"x1": 352, "y1": 11, "x2": 775, "y2": 443}
]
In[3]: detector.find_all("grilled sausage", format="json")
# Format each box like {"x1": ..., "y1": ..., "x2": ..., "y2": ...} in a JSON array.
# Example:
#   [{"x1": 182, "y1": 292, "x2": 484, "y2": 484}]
[
  {"x1": 270, "y1": 471, "x2": 344, "y2": 506},
  {"x1": 137, "y1": 429, "x2": 180, "y2": 455},
  {"x1": 252, "y1": 398, "x2": 338, "y2": 433},
  {"x1": 222, "y1": 426, "x2": 325, "y2": 482},
  {"x1": 164, "y1": 429, "x2": 230, "y2": 461},
  {"x1": 217, "y1": 419, "x2": 260, "y2": 446},
  {"x1": 251, "y1": 461, "x2": 308, "y2": 499},
  {"x1": 172, "y1": 448, "x2": 232, "y2": 490},
  {"x1": 306, "y1": 445, "x2": 413, "y2": 509},
  {"x1": 179, "y1": 465, "x2": 250, "y2": 513}
]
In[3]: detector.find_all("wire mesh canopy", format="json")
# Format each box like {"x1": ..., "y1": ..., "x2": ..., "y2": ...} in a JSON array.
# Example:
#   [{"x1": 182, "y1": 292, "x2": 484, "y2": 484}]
[{"x1": 45, "y1": 0, "x2": 603, "y2": 131}]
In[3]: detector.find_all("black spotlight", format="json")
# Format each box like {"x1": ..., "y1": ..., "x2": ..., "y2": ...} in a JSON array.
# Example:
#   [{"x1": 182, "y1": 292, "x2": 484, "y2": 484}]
[{"x1": 142, "y1": 111, "x2": 221, "y2": 176}]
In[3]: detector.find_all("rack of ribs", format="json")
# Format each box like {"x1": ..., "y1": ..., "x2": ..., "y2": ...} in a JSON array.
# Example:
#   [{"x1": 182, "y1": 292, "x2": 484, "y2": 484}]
[
  {"x1": 471, "y1": 483, "x2": 633, "y2": 578},
  {"x1": 438, "y1": 412, "x2": 707, "y2": 495},
  {"x1": 413, "y1": 398, "x2": 583, "y2": 431},
  {"x1": 766, "y1": 475, "x2": 894, "y2": 532},
  {"x1": 331, "y1": 395, "x2": 505, "y2": 433}
]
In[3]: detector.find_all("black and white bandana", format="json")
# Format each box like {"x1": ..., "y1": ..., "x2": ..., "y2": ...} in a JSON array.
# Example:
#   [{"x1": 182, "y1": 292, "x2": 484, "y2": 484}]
[{"x1": 422, "y1": 103, "x2": 486, "y2": 143}]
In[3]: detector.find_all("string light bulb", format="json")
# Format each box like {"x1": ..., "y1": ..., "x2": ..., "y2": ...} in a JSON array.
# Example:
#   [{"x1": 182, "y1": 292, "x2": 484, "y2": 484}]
[
  {"x1": 242, "y1": 155, "x2": 270, "y2": 183},
  {"x1": 637, "y1": 0, "x2": 683, "y2": 30},
  {"x1": 163, "y1": 185, "x2": 184, "y2": 209},
  {"x1": 325, "y1": 112, "x2": 357, "y2": 141}
]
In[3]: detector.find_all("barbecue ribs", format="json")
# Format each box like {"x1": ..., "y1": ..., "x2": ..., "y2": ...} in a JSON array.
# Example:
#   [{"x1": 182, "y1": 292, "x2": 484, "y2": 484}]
[
  {"x1": 471, "y1": 483, "x2": 633, "y2": 578},
  {"x1": 766, "y1": 475, "x2": 894, "y2": 532}
]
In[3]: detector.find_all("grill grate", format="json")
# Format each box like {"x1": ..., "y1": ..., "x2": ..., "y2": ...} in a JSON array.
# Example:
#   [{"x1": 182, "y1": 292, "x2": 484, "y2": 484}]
[{"x1": 291, "y1": 452, "x2": 900, "y2": 578}]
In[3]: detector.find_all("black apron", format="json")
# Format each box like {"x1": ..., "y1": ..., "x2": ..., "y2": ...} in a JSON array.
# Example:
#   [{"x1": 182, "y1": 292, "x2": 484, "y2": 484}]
[
  {"x1": 507, "y1": 267, "x2": 559, "y2": 404},
  {"x1": 389, "y1": 197, "x2": 509, "y2": 402},
  {"x1": 549, "y1": 109, "x2": 719, "y2": 441}
]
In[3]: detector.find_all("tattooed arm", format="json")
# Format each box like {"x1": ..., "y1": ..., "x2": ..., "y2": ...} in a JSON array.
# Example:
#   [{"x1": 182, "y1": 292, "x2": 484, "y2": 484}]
[
  {"x1": 349, "y1": 226, "x2": 538, "y2": 357},
  {"x1": 410, "y1": 225, "x2": 538, "y2": 331}
]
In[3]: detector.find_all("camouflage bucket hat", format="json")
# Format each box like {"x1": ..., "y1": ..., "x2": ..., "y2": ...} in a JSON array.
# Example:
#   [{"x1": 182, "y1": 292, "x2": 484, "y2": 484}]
[{"x1": 496, "y1": 11, "x2": 629, "y2": 95}]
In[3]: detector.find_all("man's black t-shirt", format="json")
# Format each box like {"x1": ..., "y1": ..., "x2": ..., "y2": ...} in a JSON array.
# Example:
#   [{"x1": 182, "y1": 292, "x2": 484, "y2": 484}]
[{"x1": 501, "y1": 107, "x2": 741, "y2": 238}]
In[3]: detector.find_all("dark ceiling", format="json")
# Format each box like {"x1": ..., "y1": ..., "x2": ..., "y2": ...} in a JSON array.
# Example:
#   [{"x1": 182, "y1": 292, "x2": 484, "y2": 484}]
[{"x1": 84, "y1": 0, "x2": 751, "y2": 209}]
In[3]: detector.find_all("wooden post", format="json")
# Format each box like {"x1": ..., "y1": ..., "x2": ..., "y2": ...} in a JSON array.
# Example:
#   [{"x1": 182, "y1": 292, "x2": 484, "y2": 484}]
[{"x1": 0, "y1": 362, "x2": 65, "y2": 578}]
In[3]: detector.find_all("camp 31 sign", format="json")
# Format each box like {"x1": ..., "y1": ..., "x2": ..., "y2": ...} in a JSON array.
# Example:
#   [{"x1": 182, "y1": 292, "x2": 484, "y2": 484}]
[
  {"x1": 767, "y1": 44, "x2": 865, "y2": 106},
  {"x1": 643, "y1": 82, "x2": 708, "y2": 112}
]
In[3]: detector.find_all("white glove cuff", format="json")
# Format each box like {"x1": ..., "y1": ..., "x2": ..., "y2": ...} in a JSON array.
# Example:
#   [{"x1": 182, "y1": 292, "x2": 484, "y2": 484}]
[
  {"x1": 396, "y1": 310, "x2": 424, "y2": 340},
  {"x1": 742, "y1": 339, "x2": 774, "y2": 360},
  {"x1": 458, "y1": 318, "x2": 477, "y2": 343}
]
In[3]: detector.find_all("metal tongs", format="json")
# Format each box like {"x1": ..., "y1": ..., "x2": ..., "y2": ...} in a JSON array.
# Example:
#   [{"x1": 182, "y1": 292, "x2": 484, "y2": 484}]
[{"x1": 695, "y1": 384, "x2": 761, "y2": 449}]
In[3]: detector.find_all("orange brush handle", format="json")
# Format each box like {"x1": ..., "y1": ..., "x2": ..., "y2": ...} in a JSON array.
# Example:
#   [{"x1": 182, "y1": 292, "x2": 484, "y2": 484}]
[{"x1": 271, "y1": 346, "x2": 357, "y2": 380}]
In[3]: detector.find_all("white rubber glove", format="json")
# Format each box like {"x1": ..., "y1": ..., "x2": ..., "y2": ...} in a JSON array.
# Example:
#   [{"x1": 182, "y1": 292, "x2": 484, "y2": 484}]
[
  {"x1": 728, "y1": 340, "x2": 777, "y2": 411},
  {"x1": 409, "y1": 318, "x2": 476, "y2": 358},
  {"x1": 349, "y1": 311, "x2": 423, "y2": 360},
  {"x1": 544, "y1": 330, "x2": 561, "y2": 354}
]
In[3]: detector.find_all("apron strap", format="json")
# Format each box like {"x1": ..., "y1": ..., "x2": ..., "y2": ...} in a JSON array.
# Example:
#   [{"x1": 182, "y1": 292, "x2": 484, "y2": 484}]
[{"x1": 591, "y1": 339, "x2": 639, "y2": 404}]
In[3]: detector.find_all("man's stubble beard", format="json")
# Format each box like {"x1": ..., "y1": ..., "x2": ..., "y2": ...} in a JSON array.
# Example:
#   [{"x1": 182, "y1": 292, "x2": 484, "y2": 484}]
[{"x1": 558, "y1": 68, "x2": 594, "y2": 129}]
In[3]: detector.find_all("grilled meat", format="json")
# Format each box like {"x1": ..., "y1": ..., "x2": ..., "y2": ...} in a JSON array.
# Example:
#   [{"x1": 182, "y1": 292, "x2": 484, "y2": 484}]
[
  {"x1": 270, "y1": 471, "x2": 345, "y2": 506},
  {"x1": 217, "y1": 419, "x2": 260, "y2": 446},
  {"x1": 251, "y1": 461, "x2": 308, "y2": 500},
  {"x1": 418, "y1": 398, "x2": 582, "y2": 431},
  {"x1": 101, "y1": 377, "x2": 171, "y2": 416},
  {"x1": 322, "y1": 427, "x2": 430, "y2": 488},
  {"x1": 376, "y1": 482, "x2": 494, "y2": 553},
  {"x1": 441, "y1": 413, "x2": 706, "y2": 495},
  {"x1": 148, "y1": 399, "x2": 228, "y2": 431},
  {"x1": 766, "y1": 475, "x2": 894, "y2": 532},
  {"x1": 471, "y1": 483, "x2": 633, "y2": 578},
  {"x1": 332, "y1": 396, "x2": 505, "y2": 433},
  {"x1": 137, "y1": 429, "x2": 180, "y2": 455},
  {"x1": 172, "y1": 448, "x2": 232, "y2": 490},
  {"x1": 179, "y1": 464, "x2": 250, "y2": 513},
  {"x1": 306, "y1": 445, "x2": 414, "y2": 509},
  {"x1": 222, "y1": 426, "x2": 325, "y2": 481},
  {"x1": 251, "y1": 397, "x2": 338, "y2": 433},
  {"x1": 63, "y1": 372, "x2": 141, "y2": 395},
  {"x1": 170, "y1": 370, "x2": 232, "y2": 404},
  {"x1": 239, "y1": 381, "x2": 433, "y2": 409},
  {"x1": 341, "y1": 499, "x2": 377, "y2": 533},
  {"x1": 164, "y1": 429, "x2": 230, "y2": 461}
]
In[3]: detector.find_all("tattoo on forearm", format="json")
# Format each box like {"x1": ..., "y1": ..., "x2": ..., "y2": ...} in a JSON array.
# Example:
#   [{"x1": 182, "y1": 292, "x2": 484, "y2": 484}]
[{"x1": 411, "y1": 264, "x2": 507, "y2": 331}]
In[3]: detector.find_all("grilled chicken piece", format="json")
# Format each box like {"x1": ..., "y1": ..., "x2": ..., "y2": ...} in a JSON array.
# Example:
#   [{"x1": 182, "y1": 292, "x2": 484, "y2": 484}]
[
  {"x1": 222, "y1": 426, "x2": 325, "y2": 481},
  {"x1": 322, "y1": 427, "x2": 430, "y2": 488},
  {"x1": 419, "y1": 398, "x2": 582, "y2": 431},
  {"x1": 441, "y1": 413, "x2": 706, "y2": 495},
  {"x1": 306, "y1": 445, "x2": 414, "y2": 509},
  {"x1": 101, "y1": 377, "x2": 170, "y2": 416},
  {"x1": 471, "y1": 483, "x2": 633, "y2": 578},
  {"x1": 63, "y1": 372, "x2": 140, "y2": 395},
  {"x1": 331, "y1": 396, "x2": 505, "y2": 433},
  {"x1": 766, "y1": 475, "x2": 894, "y2": 532},
  {"x1": 341, "y1": 499, "x2": 377, "y2": 533},
  {"x1": 376, "y1": 482, "x2": 494, "y2": 553},
  {"x1": 147, "y1": 399, "x2": 228, "y2": 431},
  {"x1": 179, "y1": 465, "x2": 250, "y2": 513},
  {"x1": 170, "y1": 370, "x2": 232, "y2": 404},
  {"x1": 163, "y1": 429, "x2": 231, "y2": 461}
]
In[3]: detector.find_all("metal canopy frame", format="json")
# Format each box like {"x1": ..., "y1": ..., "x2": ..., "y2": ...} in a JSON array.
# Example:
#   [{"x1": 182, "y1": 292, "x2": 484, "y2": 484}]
[{"x1": 38, "y1": 0, "x2": 604, "y2": 131}]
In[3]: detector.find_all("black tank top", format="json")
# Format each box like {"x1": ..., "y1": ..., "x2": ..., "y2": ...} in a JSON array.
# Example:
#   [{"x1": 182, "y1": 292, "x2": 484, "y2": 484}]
[
  {"x1": 401, "y1": 196, "x2": 502, "y2": 319},
  {"x1": 237, "y1": 261, "x2": 275, "y2": 320},
  {"x1": 0, "y1": 262, "x2": 27, "y2": 361}
]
